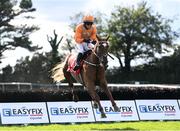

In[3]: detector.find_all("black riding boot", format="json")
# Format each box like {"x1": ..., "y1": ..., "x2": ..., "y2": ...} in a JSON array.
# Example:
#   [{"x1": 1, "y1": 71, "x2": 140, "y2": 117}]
[{"x1": 74, "y1": 53, "x2": 83, "y2": 71}]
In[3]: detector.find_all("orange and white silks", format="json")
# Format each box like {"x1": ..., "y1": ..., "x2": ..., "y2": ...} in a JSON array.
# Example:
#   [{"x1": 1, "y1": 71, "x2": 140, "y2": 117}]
[{"x1": 74, "y1": 23, "x2": 97, "y2": 44}]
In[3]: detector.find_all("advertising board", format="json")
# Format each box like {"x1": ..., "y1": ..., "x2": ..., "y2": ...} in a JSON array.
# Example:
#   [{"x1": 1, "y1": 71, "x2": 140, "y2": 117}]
[
  {"x1": 93, "y1": 100, "x2": 139, "y2": 121},
  {"x1": 0, "y1": 102, "x2": 49, "y2": 124},
  {"x1": 136, "y1": 100, "x2": 180, "y2": 120},
  {"x1": 47, "y1": 101, "x2": 95, "y2": 123}
]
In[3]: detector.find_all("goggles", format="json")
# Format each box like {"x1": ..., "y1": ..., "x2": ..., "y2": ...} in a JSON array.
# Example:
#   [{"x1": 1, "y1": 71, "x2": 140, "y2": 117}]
[{"x1": 84, "y1": 22, "x2": 93, "y2": 25}]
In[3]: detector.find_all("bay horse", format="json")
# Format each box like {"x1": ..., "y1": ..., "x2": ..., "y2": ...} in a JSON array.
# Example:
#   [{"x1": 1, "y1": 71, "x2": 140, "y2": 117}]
[{"x1": 51, "y1": 35, "x2": 119, "y2": 118}]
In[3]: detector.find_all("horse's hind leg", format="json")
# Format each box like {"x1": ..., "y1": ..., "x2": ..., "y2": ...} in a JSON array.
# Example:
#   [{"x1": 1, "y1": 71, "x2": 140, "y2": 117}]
[
  {"x1": 100, "y1": 80, "x2": 120, "y2": 112},
  {"x1": 63, "y1": 65, "x2": 79, "y2": 102}
]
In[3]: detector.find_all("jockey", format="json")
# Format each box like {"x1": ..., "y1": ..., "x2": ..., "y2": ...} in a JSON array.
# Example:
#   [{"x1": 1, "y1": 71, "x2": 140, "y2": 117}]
[{"x1": 73, "y1": 14, "x2": 97, "y2": 71}]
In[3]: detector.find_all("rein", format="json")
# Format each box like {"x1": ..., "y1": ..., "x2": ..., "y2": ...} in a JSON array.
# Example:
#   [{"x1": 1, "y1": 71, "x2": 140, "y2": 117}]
[
  {"x1": 83, "y1": 41, "x2": 109, "y2": 67},
  {"x1": 83, "y1": 60, "x2": 100, "y2": 67},
  {"x1": 83, "y1": 43, "x2": 105, "y2": 67}
]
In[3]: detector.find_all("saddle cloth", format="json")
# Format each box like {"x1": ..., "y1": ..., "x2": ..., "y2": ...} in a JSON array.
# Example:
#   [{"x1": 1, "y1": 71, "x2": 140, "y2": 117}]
[
  {"x1": 67, "y1": 51, "x2": 92, "y2": 75},
  {"x1": 67, "y1": 54, "x2": 81, "y2": 75}
]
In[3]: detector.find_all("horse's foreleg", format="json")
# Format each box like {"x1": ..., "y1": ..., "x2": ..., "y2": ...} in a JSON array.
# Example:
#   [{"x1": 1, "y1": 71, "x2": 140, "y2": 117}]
[
  {"x1": 86, "y1": 83, "x2": 106, "y2": 118},
  {"x1": 92, "y1": 101, "x2": 98, "y2": 109},
  {"x1": 100, "y1": 81, "x2": 120, "y2": 112},
  {"x1": 94, "y1": 92, "x2": 106, "y2": 118}
]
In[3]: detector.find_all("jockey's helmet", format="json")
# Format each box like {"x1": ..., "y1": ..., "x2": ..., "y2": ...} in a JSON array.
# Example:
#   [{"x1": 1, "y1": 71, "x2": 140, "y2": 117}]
[{"x1": 83, "y1": 15, "x2": 94, "y2": 25}]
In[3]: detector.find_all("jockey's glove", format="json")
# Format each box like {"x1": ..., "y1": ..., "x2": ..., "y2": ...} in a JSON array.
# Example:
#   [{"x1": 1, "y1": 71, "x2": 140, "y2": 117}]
[
  {"x1": 83, "y1": 39, "x2": 91, "y2": 43},
  {"x1": 92, "y1": 40, "x2": 97, "y2": 45}
]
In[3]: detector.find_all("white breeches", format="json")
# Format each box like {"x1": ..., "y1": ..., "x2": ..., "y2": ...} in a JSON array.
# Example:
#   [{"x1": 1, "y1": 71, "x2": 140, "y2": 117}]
[{"x1": 76, "y1": 42, "x2": 94, "y2": 53}]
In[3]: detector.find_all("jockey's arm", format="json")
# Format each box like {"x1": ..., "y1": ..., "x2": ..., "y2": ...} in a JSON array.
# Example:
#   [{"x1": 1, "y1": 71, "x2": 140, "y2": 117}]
[{"x1": 74, "y1": 26, "x2": 84, "y2": 43}]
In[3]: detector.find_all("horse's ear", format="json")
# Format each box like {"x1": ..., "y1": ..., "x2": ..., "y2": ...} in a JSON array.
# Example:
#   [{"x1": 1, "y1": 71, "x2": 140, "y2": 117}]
[
  {"x1": 96, "y1": 35, "x2": 101, "y2": 41},
  {"x1": 106, "y1": 35, "x2": 110, "y2": 41}
]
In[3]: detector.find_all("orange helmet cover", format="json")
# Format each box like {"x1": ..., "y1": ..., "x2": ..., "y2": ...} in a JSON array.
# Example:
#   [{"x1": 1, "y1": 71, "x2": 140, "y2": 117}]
[{"x1": 83, "y1": 15, "x2": 94, "y2": 22}]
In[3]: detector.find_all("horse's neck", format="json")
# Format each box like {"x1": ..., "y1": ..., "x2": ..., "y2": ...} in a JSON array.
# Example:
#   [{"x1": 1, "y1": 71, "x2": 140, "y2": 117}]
[{"x1": 86, "y1": 51, "x2": 99, "y2": 64}]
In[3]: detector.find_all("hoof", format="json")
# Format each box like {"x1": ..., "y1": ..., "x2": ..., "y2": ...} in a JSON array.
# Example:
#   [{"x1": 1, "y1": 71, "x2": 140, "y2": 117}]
[
  {"x1": 73, "y1": 95, "x2": 79, "y2": 102},
  {"x1": 92, "y1": 103, "x2": 98, "y2": 109},
  {"x1": 101, "y1": 113, "x2": 107, "y2": 118},
  {"x1": 113, "y1": 105, "x2": 120, "y2": 112}
]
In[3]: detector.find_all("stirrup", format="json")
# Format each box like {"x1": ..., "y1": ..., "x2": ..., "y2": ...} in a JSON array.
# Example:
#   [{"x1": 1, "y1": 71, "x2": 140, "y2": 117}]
[{"x1": 73, "y1": 65, "x2": 80, "y2": 71}]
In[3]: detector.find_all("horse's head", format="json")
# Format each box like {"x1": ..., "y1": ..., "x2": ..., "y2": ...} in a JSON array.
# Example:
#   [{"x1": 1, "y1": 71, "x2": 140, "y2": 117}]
[{"x1": 94, "y1": 35, "x2": 110, "y2": 61}]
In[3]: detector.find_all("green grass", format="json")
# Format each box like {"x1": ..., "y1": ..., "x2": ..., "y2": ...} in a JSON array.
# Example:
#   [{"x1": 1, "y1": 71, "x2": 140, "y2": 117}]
[{"x1": 0, "y1": 121, "x2": 180, "y2": 131}]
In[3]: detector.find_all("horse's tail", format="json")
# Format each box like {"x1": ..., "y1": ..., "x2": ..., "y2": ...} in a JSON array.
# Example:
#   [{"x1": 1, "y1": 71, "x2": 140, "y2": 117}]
[{"x1": 51, "y1": 61, "x2": 66, "y2": 82}]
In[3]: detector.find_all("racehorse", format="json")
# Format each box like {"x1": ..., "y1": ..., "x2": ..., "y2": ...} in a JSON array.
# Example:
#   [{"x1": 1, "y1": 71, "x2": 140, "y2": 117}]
[{"x1": 51, "y1": 35, "x2": 119, "y2": 118}]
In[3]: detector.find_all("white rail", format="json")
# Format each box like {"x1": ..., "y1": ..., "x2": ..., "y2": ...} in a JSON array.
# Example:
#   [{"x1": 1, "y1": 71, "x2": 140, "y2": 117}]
[{"x1": 0, "y1": 82, "x2": 180, "y2": 92}]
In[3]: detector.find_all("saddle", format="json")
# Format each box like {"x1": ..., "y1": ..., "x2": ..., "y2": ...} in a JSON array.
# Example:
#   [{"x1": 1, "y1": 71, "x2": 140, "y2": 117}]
[{"x1": 67, "y1": 50, "x2": 92, "y2": 75}]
